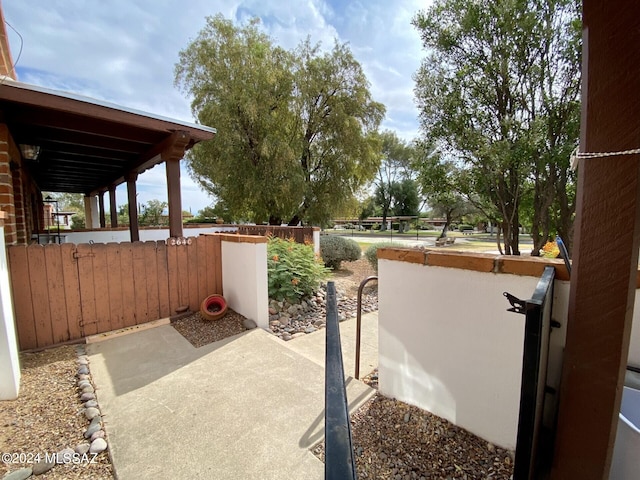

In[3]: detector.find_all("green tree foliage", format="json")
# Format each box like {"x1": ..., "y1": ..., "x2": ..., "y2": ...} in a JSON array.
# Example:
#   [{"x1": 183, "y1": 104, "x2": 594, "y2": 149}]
[
  {"x1": 175, "y1": 15, "x2": 385, "y2": 226},
  {"x1": 414, "y1": 142, "x2": 474, "y2": 238},
  {"x1": 139, "y1": 200, "x2": 168, "y2": 227},
  {"x1": 44, "y1": 192, "x2": 84, "y2": 212},
  {"x1": 373, "y1": 131, "x2": 414, "y2": 230},
  {"x1": 364, "y1": 242, "x2": 396, "y2": 272},
  {"x1": 412, "y1": 0, "x2": 581, "y2": 255}
]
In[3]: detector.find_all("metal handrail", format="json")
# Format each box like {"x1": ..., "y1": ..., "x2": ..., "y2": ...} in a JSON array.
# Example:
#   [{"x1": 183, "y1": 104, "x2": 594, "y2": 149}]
[
  {"x1": 324, "y1": 281, "x2": 357, "y2": 480},
  {"x1": 355, "y1": 276, "x2": 378, "y2": 380}
]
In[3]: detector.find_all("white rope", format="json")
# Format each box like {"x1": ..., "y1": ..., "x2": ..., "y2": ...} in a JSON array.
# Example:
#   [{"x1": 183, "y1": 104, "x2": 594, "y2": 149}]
[{"x1": 570, "y1": 147, "x2": 640, "y2": 170}]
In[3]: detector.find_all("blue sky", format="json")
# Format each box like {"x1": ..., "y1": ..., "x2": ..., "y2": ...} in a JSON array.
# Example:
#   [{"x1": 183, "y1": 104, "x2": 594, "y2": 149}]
[{"x1": 3, "y1": 0, "x2": 425, "y2": 214}]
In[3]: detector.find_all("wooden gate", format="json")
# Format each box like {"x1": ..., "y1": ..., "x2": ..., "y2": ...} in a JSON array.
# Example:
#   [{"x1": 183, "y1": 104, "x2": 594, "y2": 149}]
[{"x1": 8, "y1": 235, "x2": 222, "y2": 350}]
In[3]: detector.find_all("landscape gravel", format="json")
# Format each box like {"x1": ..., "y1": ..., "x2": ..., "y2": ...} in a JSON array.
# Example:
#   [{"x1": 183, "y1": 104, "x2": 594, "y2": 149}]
[
  {"x1": 0, "y1": 346, "x2": 113, "y2": 479},
  {"x1": 171, "y1": 309, "x2": 249, "y2": 347}
]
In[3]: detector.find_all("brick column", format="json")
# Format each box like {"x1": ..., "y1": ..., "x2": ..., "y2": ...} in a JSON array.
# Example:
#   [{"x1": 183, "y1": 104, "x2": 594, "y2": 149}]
[
  {"x1": 0, "y1": 126, "x2": 16, "y2": 245},
  {"x1": 11, "y1": 167, "x2": 26, "y2": 244}
]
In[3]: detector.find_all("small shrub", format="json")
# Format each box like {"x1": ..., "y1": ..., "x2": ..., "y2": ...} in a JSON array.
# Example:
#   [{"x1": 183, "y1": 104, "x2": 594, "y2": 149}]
[
  {"x1": 267, "y1": 237, "x2": 328, "y2": 302},
  {"x1": 320, "y1": 235, "x2": 362, "y2": 270},
  {"x1": 364, "y1": 242, "x2": 396, "y2": 272}
]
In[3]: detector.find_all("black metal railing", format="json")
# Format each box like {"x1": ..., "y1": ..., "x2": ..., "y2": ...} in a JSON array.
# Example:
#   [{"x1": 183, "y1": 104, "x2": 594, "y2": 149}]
[
  {"x1": 355, "y1": 276, "x2": 378, "y2": 380},
  {"x1": 505, "y1": 265, "x2": 559, "y2": 480},
  {"x1": 324, "y1": 281, "x2": 357, "y2": 480}
]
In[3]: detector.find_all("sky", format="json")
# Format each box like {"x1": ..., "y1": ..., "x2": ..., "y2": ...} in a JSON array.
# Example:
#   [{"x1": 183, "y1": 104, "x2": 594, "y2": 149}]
[{"x1": 3, "y1": 0, "x2": 426, "y2": 214}]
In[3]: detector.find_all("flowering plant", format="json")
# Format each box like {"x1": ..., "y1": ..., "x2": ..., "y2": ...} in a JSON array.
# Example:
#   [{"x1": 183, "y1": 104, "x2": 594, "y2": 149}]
[
  {"x1": 267, "y1": 237, "x2": 329, "y2": 301},
  {"x1": 540, "y1": 241, "x2": 560, "y2": 258}
]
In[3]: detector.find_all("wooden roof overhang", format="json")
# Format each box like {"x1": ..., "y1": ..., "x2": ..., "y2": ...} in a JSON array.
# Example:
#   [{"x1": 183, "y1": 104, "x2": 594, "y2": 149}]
[{"x1": 0, "y1": 79, "x2": 215, "y2": 195}]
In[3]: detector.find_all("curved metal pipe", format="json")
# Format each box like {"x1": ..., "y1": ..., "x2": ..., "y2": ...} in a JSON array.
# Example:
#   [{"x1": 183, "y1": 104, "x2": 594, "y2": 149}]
[{"x1": 355, "y1": 275, "x2": 378, "y2": 380}]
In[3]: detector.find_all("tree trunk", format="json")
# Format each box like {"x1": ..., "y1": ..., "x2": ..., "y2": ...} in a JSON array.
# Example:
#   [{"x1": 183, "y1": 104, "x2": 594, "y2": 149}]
[{"x1": 268, "y1": 215, "x2": 282, "y2": 225}]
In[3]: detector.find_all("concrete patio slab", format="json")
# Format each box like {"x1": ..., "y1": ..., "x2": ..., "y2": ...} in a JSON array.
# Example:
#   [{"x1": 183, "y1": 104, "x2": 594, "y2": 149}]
[
  {"x1": 88, "y1": 323, "x2": 375, "y2": 480},
  {"x1": 285, "y1": 312, "x2": 378, "y2": 379}
]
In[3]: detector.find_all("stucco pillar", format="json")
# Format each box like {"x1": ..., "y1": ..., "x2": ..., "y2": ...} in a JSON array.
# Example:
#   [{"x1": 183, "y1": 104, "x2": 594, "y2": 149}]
[
  {"x1": 0, "y1": 212, "x2": 20, "y2": 399},
  {"x1": 84, "y1": 195, "x2": 99, "y2": 229}
]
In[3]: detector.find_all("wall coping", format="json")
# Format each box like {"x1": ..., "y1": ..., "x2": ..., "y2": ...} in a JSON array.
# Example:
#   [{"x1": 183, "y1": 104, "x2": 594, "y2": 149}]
[
  {"x1": 378, "y1": 247, "x2": 571, "y2": 281},
  {"x1": 214, "y1": 233, "x2": 268, "y2": 244}
]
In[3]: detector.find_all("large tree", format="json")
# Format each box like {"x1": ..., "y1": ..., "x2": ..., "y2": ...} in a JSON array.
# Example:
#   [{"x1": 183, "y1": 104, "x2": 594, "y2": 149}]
[
  {"x1": 373, "y1": 131, "x2": 414, "y2": 230},
  {"x1": 175, "y1": 15, "x2": 385, "y2": 225},
  {"x1": 412, "y1": 0, "x2": 581, "y2": 255}
]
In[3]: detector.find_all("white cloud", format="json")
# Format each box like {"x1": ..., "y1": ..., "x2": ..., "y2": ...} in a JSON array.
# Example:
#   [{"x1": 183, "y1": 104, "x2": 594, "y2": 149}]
[{"x1": 3, "y1": 0, "x2": 425, "y2": 211}]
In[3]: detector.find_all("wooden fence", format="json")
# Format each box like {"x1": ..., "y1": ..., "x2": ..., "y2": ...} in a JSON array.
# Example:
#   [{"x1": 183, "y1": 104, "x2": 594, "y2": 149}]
[
  {"x1": 237, "y1": 225, "x2": 314, "y2": 245},
  {"x1": 8, "y1": 235, "x2": 222, "y2": 350}
]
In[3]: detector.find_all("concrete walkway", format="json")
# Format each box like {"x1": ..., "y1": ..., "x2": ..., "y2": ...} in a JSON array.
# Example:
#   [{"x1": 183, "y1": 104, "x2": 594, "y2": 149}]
[{"x1": 87, "y1": 313, "x2": 378, "y2": 480}]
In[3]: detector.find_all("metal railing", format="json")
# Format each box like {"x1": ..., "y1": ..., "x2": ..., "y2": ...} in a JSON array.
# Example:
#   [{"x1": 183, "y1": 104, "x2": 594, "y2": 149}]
[
  {"x1": 354, "y1": 276, "x2": 378, "y2": 380},
  {"x1": 324, "y1": 281, "x2": 357, "y2": 480}
]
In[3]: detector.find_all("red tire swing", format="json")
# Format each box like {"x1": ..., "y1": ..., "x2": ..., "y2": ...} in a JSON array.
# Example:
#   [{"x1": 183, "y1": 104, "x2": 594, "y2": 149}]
[{"x1": 200, "y1": 294, "x2": 228, "y2": 321}]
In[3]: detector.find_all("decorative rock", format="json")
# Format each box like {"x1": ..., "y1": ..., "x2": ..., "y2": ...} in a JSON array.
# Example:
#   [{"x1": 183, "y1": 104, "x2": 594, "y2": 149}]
[
  {"x1": 75, "y1": 443, "x2": 91, "y2": 455},
  {"x1": 313, "y1": 320, "x2": 325, "y2": 327},
  {"x1": 77, "y1": 358, "x2": 88, "y2": 365},
  {"x1": 2, "y1": 468, "x2": 32, "y2": 480},
  {"x1": 82, "y1": 385, "x2": 95, "y2": 394},
  {"x1": 243, "y1": 318, "x2": 257, "y2": 329},
  {"x1": 175, "y1": 305, "x2": 189, "y2": 313},
  {"x1": 304, "y1": 326, "x2": 317, "y2": 334},
  {"x1": 268, "y1": 307, "x2": 277, "y2": 315},
  {"x1": 77, "y1": 374, "x2": 90, "y2": 381},
  {"x1": 281, "y1": 333, "x2": 292, "y2": 341},
  {"x1": 84, "y1": 417, "x2": 102, "y2": 438},
  {"x1": 84, "y1": 407, "x2": 100, "y2": 420},
  {"x1": 90, "y1": 430, "x2": 106, "y2": 441},
  {"x1": 80, "y1": 392, "x2": 95, "y2": 402},
  {"x1": 269, "y1": 320, "x2": 281, "y2": 328},
  {"x1": 32, "y1": 458, "x2": 55, "y2": 475},
  {"x1": 77, "y1": 380, "x2": 91, "y2": 388},
  {"x1": 84, "y1": 399, "x2": 98, "y2": 408},
  {"x1": 487, "y1": 442, "x2": 495, "y2": 453},
  {"x1": 89, "y1": 437, "x2": 108, "y2": 454},
  {"x1": 291, "y1": 332, "x2": 305, "y2": 339},
  {"x1": 404, "y1": 413, "x2": 411, "y2": 423},
  {"x1": 56, "y1": 448, "x2": 75, "y2": 464},
  {"x1": 77, "y1": 365, "x2": 89, "y2": 375}
]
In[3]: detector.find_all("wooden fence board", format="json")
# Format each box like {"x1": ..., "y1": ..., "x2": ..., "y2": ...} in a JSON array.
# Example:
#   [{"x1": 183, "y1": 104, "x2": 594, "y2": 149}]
[
  {"x1": 176, "y1": 243, "x2": 189, "y2": 308},
  {"x1": 106, "y1": 243, "x2": 125, "y2": 331},
  {"x1": 132, "y1": 242, "x2": 148, "y2": 325},
  {"x1": 27, "y1": 245, "x2": 54, "y2": 349},
  {"x1": 156, "y1": 241, "x2": 170, "y2": 318},
  {"x1": 119, "y1": 242, "x2": 136, "y2": 328},
  {"x1": 76, "y1": 243, "x2": 98, "y2": 336},
  {"x1": 166, "y1": 243, "x2": 180, "y2": 315},
  {"x1": 91, "y1": 243, "x2": 112, "y2": 334},
  {"x1": 8, "y1": 246, "x2": 37, "y2": 350},
  {"x1": 187, "y1": 241, "x2": 200, "y2": 311},
  {"x1": 144, "y1": 241, "x2": 160, "y2": 321},
  {"x1": 43, "y1": 244, "x2": 69, "y2": 345},
  {"x1": 60, "y1": 243, "x2": 82, "y2": 341},
  {"x1": 195, "y1": 237, "x2": 206, "y2": 303}
]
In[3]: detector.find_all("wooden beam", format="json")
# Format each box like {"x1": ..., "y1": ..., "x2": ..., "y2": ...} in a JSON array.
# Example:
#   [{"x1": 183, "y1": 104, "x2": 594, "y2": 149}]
[
  {"x1": 126, "y1": 173, "x2": 139, "y2": 242},
  {"x1": 166, "y1": 158, "x2": 183, "y2": 238},
  {"x1": 109, "y1": 185, "x2": 117, "y2": 228},
  {"x1": 551, "y1": 1, "x2": 640, "y2": 478}
]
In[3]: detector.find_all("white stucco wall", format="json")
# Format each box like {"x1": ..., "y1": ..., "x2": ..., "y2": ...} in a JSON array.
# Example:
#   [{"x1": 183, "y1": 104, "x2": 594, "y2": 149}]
[
  {"x1": 221, "y1": 239, "x2": 268, "y2": 329},
  {"x1": 378, "y1": 258, "x2": 572, "y2": 450},
  {"x1": 62, "y1": 225, "x2": 238, "y2": 244},
  {"x1": 313, "y1": 229, "x2": 320, "y2": 255},
  {"x1": 0, "y1": 224, "x2": 20, "y2": 399},
  {"x1": 630, "y1": 293, "x2": 640, "y2": 367}
]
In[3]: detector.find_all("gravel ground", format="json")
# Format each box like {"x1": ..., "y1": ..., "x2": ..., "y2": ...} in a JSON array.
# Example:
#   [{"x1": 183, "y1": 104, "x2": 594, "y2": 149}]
[
  {"x1": 171, "y1": 309, "x2": 248, "y2": 348},
  {"x1": 312, "y1": 394, "x2": 515, "y2": 480},
  {"x1": 0, "y1": 346, "x2": 113, "y2": 479}
]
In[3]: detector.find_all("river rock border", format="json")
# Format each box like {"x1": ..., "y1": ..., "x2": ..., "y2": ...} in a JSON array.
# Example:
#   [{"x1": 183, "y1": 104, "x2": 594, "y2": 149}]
[
  {"x1": 1, "y1": 346, "x2": 108, "y2": 480},
  {"x1": 269, "y1": 283, "x2": 378, "y2": 341}
]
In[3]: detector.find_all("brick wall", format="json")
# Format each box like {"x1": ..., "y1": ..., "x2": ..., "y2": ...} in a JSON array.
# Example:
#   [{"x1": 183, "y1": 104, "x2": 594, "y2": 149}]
[{"x1": 0, "y1": 127, "x2": 16, "y2": 245}]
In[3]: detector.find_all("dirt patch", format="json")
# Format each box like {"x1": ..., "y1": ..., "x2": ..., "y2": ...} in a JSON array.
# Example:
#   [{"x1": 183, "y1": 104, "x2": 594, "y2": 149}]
[{"x1": 329, "y1": 257, "x2": 378, "y2": 298}]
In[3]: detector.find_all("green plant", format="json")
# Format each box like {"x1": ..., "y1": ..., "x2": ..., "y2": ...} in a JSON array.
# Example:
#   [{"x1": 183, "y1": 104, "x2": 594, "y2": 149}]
[
  {"x1": 267, "y1": 237, "x2": 329, "y2": 302},
  {"x1": 320, "y1": 235, "x2": 362, "y2": 270},
  {"x1": 364, "y1": 242, "x2": 396, "y2": 272}
]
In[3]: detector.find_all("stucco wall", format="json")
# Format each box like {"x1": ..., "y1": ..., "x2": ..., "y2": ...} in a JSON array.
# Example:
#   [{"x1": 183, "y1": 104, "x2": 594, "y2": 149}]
[
  {"x1": 0, "y1": 220, "x2": 19, "y2": 399},
  {"x1": 62, "y1": 225, "x2": 238, "y2": 244},
  {"x1": 220, "y1": 235, "x2": 268, "y2": 329}
]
